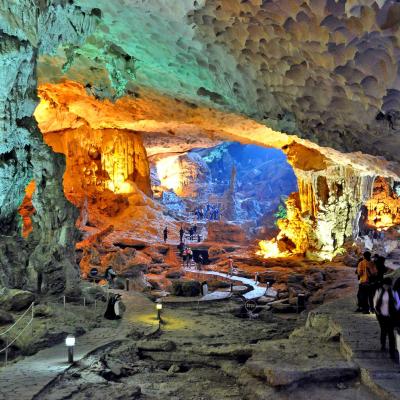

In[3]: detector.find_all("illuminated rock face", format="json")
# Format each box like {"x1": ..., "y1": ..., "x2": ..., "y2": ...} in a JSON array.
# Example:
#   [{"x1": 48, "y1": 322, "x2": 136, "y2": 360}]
[
  {"x1": 0, "y1": 1, "x2": 96, "y2": 293},
  {"x1": 283, "y1": 166, "x2": 374, "y2": 259},
  {"x1": 260, "y1": 146, "x2": 376, "y2": 259},
  {"x1": 35, "y1": 82, "x2": 399, "y2": 259},
  {"x1": 45, "y1": 126, "x2": 151, "y2": 197},
  {"x1": 154, "y1": 153, "x2": 206, "y2": 198},
  {"x1": 366, "y1": 177, "x2": 400, "y2": 229}
]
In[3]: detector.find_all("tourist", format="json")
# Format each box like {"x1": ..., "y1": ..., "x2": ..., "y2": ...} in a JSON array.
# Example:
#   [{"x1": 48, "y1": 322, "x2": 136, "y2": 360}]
[
  {"x1": 104, "y1": 293, "x2": 122, "y2": 320},
  {"x1": 178, "y1": 241, "x2": 185, "y2": 257},
  {"x1": 179, "y1": 226, "x2": 184, "y2": 242},
  {"x1": 187, "y1": 248, "x2": 193, "y2": 268},
  {"x1": 104, "y1": 266, "x2": 116, "y2": 288},
  {"x1": 182, "y1": 247, "x2": 188, "y2": 266},
  {"x1": 197, "y1": 254, "x2": 204, "y2": 270},
  {"x1": 163, "y1": 226, "x2": 168, "y2": 243},
  {"x1": 356, "y1": 251, "x2": 377, "y2": 313},
  {"x1": 193, "y1": 224, "x2": 197, "y2": 234},
  {"x1": 373, "y1": 277, "x2": 400, "y2": 360},
  {"x1": 189, "y1": 227, "x2": 194, "y2": 241},
  {"x1": 373, "y1": 254, "x2": 388, "y2": 283},
  {"x1": 228, "y1": 256, "x2": 234, "y2": 276}
]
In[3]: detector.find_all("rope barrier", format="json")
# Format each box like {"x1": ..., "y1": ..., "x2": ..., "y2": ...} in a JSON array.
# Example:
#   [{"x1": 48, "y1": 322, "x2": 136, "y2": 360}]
[
  {"x1": 0, "y1": 303, "x2": 34, "y2": 337},
  {"x1": 0, "y1": 302, "x2": 34, "y2": 366}
]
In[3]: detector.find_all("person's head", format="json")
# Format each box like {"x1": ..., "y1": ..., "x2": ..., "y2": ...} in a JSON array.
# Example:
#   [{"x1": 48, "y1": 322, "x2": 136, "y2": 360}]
[
  {"x1": 373, "y1": 253, "x2": 379, "y2": 260},
  {"x1": 363, "y1": 251, "x2": 371, "y2": 261},
  {"x1": 382, "y1": 277, "x2": 392, "y2": 290}
]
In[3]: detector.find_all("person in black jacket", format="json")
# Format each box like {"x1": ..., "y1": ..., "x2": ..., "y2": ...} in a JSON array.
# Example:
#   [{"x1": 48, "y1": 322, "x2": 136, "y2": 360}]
[{"x1": 373, "y1": 277, "x2": 400, "y2": 360}]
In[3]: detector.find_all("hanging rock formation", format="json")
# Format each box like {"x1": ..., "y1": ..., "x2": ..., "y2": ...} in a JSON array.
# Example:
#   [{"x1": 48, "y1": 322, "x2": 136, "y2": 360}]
[
  {"x1": 36, "y1": 0, "x2": 400, "y2": 164},
  {"x1": 0, "y1": 1, "x2": 97, "y2": 293}
]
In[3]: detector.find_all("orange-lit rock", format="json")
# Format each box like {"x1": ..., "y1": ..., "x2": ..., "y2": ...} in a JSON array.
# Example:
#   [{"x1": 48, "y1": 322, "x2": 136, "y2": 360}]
[
  {"x1": 18, "y1": 181, "x2": 36, "y2": 238},
  {"x1": 35, "y1": 81, "x2": 400, "y2": 259},
  {"x1": 45, "y1": 126, "x2": 151, "y2": 197},
  {"x1": 366, "y1": 177, "x2": 400, "y2": 229},
  {"x1": 276, "y1": 193, "x2": 311, "y2": 255}
]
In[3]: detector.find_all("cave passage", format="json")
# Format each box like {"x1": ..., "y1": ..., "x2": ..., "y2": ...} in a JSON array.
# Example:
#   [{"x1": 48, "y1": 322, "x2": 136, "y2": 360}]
[
  {"x1": 2, "y1": 2, "x2": 400, "y2": 399},
  {"x1": 151, "y1": 142, "x2": 298, "y2": 231}
]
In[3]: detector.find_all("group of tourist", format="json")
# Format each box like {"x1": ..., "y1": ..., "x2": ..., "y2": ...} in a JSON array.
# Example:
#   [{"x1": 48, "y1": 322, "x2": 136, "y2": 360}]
[
  {"x1": 180, "y1": 225, "x2": 201, "y2": 242},
  {"x1": 356, "y1": 251, "x2": 400, "y2": 360},
  {"x1": 194, "y1": 204, "x2": 221, "y2": 221},
  {"x1": 177, "y1": 242, "x2": 205, "y2": 270}
]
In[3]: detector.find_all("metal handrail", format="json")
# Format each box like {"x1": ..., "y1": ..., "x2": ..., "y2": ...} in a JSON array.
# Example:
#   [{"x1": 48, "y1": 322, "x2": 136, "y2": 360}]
[{"x1": 0, "y1": 302, "x2": 34, "y2": 366}]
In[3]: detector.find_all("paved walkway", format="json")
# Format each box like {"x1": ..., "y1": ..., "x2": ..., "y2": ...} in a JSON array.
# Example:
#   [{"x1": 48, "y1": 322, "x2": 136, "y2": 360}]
[
  {"x1": 317, "y1": 296, "x2": 400, "y2": 400},
  {"x1": 0, "y1": 291, "x2": 157, "y2": 400},
  {"x1": 184, "y1": 268, "x2": 277, "y2": 299}
]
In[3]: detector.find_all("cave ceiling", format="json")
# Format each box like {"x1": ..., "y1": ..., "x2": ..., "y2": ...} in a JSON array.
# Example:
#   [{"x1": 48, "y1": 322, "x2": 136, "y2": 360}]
[{"x1": 36, "y1": 0, "x2": 400, "y2": 165}]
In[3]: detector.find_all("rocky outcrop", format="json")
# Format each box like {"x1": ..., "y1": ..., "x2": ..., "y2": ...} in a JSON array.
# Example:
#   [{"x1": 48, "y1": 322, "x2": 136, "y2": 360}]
[
  {"x1": 366, "y1": 176, "x2": 400, "y2": 229},
  {"x1": 267, "y1": 162, "x2": 375, "y2": 259},
  {"x1": 0, "y1": 1, "x2": 97, "y2": 293}
]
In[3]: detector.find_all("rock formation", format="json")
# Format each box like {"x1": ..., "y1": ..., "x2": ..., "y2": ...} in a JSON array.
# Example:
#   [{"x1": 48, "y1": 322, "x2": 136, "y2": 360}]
[
  {"x1": 36, "y1": 0, "x2": 400, "y2": 164},
  {"x1": 0, "y1": 1, "x2": 97, "y2": 293},
  {"x1": 2, "y1": 0, "x2": 400, "y2": 291},
  {"x1": 34, "y1": 81, "x2": 400, "y2": 260},
  {"x1": 365, "y1": 176, "x2": 400, "y2": 229}
]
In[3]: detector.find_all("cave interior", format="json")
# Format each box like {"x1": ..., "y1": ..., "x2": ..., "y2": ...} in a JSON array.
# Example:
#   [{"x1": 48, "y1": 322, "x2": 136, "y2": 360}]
[{"x1": 1, "y1": 1, "x2": 400, "y2": 398}]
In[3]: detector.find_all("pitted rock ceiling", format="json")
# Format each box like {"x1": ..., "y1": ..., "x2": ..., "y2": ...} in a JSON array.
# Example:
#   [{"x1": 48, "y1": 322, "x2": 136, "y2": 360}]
[{"x1": 37, "y1": 0, "x2": 400, "y2": 163}]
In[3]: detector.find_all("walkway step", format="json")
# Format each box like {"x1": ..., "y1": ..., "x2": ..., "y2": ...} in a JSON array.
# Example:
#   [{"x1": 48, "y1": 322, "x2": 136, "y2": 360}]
[{"x1": 316, "y1": 296, "x2": 400, "y2": 400}]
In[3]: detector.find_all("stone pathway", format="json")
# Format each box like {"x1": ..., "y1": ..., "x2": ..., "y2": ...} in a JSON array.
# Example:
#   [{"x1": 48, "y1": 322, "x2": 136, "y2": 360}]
[
  {"x1": 184, "y1": 268, "x2": 277, "y2": 299},
  {"x1": 318, "y1": 295, "x2": 400, "y2": 399},
  {"x1": 0, "y1": 291, "x2": 157, "y2": 400}
]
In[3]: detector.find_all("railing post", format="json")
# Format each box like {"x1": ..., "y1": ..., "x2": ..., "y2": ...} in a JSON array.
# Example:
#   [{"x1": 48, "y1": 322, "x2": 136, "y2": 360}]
[
  {"x1": 63, "y1": 296, "x2": 66, "y2": 311},
  {"x1": 83, "y1": 297, "x2": 86, "y2": 308},
  {"x1": 31, "y1": 303, "x2": 34, "y2": 336},
  {"x1": 94, "y1": 300, "x2": 97, "y2": 311},
  {"x1": 5, "y1": 338, "x2": 8, "y2": 366}
]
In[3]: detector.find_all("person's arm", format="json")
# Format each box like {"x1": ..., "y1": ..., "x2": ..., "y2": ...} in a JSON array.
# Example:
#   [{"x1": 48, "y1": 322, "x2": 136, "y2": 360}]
[{"x1": 373, "y1": 289, "x2": 381, "y2": 310}]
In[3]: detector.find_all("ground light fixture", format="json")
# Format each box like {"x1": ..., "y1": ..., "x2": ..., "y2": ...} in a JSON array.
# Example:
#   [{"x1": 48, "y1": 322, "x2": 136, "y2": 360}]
[
  {"x1": 156, "y1": 303, "x2": 162, "y2": 321},
  {"x1": 65, "y1": 334, "x2": 75, "y2": 363}
]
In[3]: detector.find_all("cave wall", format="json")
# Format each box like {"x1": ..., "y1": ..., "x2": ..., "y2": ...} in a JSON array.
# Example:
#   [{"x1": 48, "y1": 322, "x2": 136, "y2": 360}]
[
  {"x1": 45, "y1": 126, "x2": 151, "y2": 197},
  {"x1": 365, "y1": 176, "x2": 400, "y2": 229},
  {"x1": 0, "y1": 1, "x2": 97, "y2": 293},
  {"x1": 276, "y1": 145, "x2": 376, "y2": 259}
]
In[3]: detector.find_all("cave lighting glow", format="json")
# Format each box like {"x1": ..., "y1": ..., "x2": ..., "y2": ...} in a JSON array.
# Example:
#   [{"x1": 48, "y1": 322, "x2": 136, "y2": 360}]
[
  {"x1": 257, "y1": 238, "x2": 287, "y2": 258},
  {"x1": 156, "y1": 155, "x2": 183, "y2": 194}
]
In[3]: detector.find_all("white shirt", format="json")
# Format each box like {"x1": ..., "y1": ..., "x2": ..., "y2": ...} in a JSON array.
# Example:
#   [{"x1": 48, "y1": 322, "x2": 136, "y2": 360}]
[{"x1": 374, "y1": 288, "x2": 400, "y2": 316}]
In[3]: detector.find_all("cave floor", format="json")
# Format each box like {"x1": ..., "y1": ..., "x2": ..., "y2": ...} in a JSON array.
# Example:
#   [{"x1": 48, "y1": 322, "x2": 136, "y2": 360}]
[
  {"x1": 0, "y1": 291, "x2": 158, "y2": 400},
  {"x1": 2, "y1": 285, "x2": 396, "y2": 400}
]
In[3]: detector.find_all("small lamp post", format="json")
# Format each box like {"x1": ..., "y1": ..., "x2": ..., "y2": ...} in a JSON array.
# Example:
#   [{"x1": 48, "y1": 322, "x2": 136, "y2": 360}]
[
  {"x1": 156, "y1": 303, "x2": 162, "y2": 321},
  {"x1": 65, "y1": 334, "x2": 75, "y2": 363}
]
